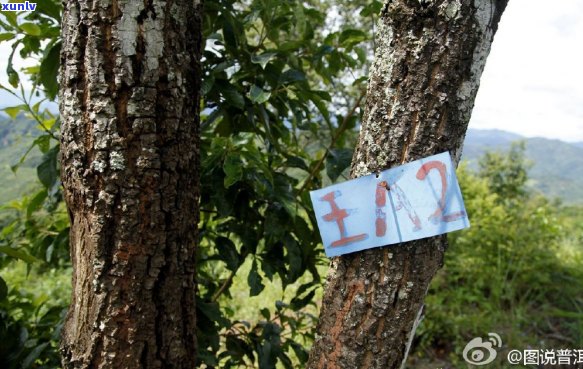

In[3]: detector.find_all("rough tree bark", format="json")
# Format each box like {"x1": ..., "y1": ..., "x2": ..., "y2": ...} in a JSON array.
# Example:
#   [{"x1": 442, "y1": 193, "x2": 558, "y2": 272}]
[
  {"x1": 307, "y1": 1, "x2": 508, "y2": 368},
  {"x1": 59, "y1": 1, "x2": 202, "y2": 368}
]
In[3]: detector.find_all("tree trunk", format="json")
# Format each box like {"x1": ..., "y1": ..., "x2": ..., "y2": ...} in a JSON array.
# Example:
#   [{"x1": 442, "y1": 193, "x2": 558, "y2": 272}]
[
  {"x1": 307, "y1": 1, "x2": 508, "y2": 368},
  {"x1": 59, "y1": 1, "x2": 202, "y2": 368}
]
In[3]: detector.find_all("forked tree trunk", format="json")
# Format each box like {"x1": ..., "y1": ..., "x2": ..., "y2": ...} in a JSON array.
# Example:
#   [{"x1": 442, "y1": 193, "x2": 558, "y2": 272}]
[
  {"x1": 307, "y1": 1, "x2": 508, "y2": 368},
  {"x1": 59, "y1": 1, "x2": 202, "y2": 368}
]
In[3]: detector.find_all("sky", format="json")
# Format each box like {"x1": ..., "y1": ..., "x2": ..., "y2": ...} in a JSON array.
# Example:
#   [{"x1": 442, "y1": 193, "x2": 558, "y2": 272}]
[
  {"x1": 1, "y1": 0, "x2": 582, "y2": 142},
  {"x1": 469, "y1": 0, "x2": 583, "y2": 142}
]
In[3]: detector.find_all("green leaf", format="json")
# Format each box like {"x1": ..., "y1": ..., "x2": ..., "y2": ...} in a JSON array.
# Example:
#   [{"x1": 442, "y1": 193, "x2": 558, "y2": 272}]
[
  {"x1": 201, "y1": 74, "x2": 215, "y2": 96},
  {"x1": 35, "y1": 0, "x2": 62, "y2": 20},
  {"x1": 21, "y1": 342, "x2": 49, "y2": 368},
  {"x1": 0, "y1": 246, "x2": 39, "y2": 263},
  {"x1": 309, "y1": 94, "x2": 330, "y2": 123},
  {"x1": 0, "y1": 9, "x2": 18, "y2": 27},
  {"x1": 251, "y1": 52, "x2": 277, "y2": 70},
  {"x1": 290, "y1": 290, "x2": 315, "y2": 310},
  {"x1": 19, "y1": 23, "x2": 42, "y2": 36},
  {"x1": 279, "y1": 351, "x2": 294, "y2": 369},
  {"x1": 40, "y1": 41, "x2": 61, "y2": 100},
  {"x1": 223, "y1": 154, "x2": 243, "y2": 188},
  {"x1": 284, "y1": 156, "x2": 308, "y2": 171},
  {"x1": 360, "y1": 1, "x2": 383, "y2": 17},
  {"x1": 40, "y1": 117, "x2": 57, "y2": 131},
  {"x1": 34, "y1": 135, "x2": 51, "y2": 153},
  {"x1": 310, "y1": 90, "x2": 332, "y2": 101},
  {"x1": 290, "y1": 342, "x2": 309, "y2": 363},
  {"x1": 225, "y1": 335, "x2": 254, "y2": 362},
  {"x1": 0, "y1": 275, "x2": 7, "y2": 301},
  {"x1": 221, "y1": 84, "x2": 245, "y2": 110},
  {"x1": 0, "y1": 33, "x2": 15, "y2": 41},
  {"x1": 295, "y1": 281, "x2": 317, "y2": 297},
  {"x1": 50, "y1": 229, "x2": 69, "y2": 260},
  {"x1": 279, "y1": 41, "x2": 303, "y2": 52},
  {"x1": 294, "y1": 4, "x2": 306, "y2": 36},
  {"x1": 202, "y1": 108, "x2": 223, "y2": 128},
  {"x1": 37, "y1": 145, "x2": 59, "y2": 189},
  {"x1": 279, "y1": 69, "x2": 306, "y2": 85},
  {"x1": 8, "y1": 68, "x2": 19, "y2": 87},
  {"x1": 7, "y1": 44, "x2": 20, "y2": 87},
  {"x1": 339, "y1": 29, "x2": 368, "y2": 47},
  {"x1": 326, "y1": 148, "x2": 353, "y2": 181},
  {"x1": 46, "y1": 243, "x2": 54, "y2": 263},
  {"x1": 258, "y1": 323, "x2": 280, "y2": 368},
  {"x1": 3, "y1": 104, "x2": 26, "y2": 119},
  {"x1": 23, "y1": 65, "x2": 40, "y2": 74},
  {"x1": 32, "y1": 100, "x2": 42, "y2": 113},
  {"x1": 284, "y1": 236, "x2": 302, "y2": 283},
  {"x1": 248, "y1": 260, "x2": 265, "y2": 296},
  {"x1": 249, "y1": 85, "x2": 271, "y2": 104},
  {"x1": 354, "y1": 47, "x2": 367, "y2": 64},
  {"x1": 27, "y1": 189, "x2": 48, "y2": 218},
  {"x1": 222, "y1": 17, "x2": 238, "y2": 50},
  {"x1": 216, "y1": 237, "x2": 240, "y2": 271}
]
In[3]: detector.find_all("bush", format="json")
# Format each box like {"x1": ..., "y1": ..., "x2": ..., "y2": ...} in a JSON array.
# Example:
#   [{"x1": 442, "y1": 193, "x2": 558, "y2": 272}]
[{"x1": 412, "y1": 146, "x2": 583, "y2": 367}]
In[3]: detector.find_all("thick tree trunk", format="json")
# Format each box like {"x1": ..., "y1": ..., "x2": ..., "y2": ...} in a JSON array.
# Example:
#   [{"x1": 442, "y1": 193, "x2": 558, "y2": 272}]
[
  {"x1": 307, "y1": 1, "x2": 507, "y2": 368},
  {"x1": 59, "y1": 1, "x2": 202, "y2": 368}
]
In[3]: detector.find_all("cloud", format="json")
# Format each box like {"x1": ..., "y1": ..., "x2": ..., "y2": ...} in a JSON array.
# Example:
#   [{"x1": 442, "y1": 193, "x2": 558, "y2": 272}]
[{"x1": 470, "y1": 0, "x2": 583, "y2": 142}]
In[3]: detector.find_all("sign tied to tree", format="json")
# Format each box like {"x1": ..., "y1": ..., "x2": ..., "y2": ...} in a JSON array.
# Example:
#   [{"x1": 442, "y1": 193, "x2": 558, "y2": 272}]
[{"x1": 310, "y1": 152, "x2": 469, "y2": 257}]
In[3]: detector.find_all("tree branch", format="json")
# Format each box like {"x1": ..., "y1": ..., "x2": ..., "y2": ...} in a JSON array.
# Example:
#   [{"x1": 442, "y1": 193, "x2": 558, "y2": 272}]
[{"x1": 297, "y1": 90, "x2": 365, "y2": 195}]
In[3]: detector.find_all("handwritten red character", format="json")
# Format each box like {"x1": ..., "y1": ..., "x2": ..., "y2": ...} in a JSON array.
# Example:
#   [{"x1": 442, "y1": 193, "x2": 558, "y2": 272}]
[
  {"x1": 416, "y1": 160, "x2": 466, "y2": 223},
  {"x1": 390, "y1": 182, "x2": 423, "y2": 232},
  {"x1": 375, "y1": 181, "x2": 388, "y2": 237},
  {"x1": 320, "y1": 191, "x2": 368, "y2": 247}
]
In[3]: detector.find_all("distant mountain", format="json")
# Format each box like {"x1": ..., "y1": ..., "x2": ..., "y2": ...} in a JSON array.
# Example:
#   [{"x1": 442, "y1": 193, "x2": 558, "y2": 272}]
[
  {"x1": 0, "y1": 114, "x2": 39, "y2": 148},
  {"x1": 1, "y1": 118, "x2": 582, "y2": 205},
  {"x1": 0, "y1": 115, "x2": 42, "y2": 204},
  {"x1": 462, "y1": 129, "x2": 583, "y2": 204}
]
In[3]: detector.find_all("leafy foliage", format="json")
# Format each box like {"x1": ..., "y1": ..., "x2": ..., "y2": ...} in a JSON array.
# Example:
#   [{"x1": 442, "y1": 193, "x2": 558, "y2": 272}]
[
  {"x1": 1, "y1": 2, "x2": 66, "y2": 367},
  {"x1": 0, "y1": 0, "x2": 377, "y2": 367},
  {"x1": 196, "y1": 0, "x2": 375, "y2": 365},
  {"x1": 478, "y1": 142, "x2": 530, "y2": 201},
  {"x1": 411, "y1": 146, "x2": 583, "y2": 367}
]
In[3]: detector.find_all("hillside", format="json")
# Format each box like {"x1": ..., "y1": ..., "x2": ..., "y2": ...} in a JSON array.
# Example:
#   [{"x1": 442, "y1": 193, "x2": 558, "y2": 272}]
[
  {"x1": 0, "y1": 115, "x2": 42, "y2": 204},
  {"x1": 462, "y1": 129, "x2": 583, "y2": 204},
  {"x1": 1, "y1": 118, "x2": 582, "y2": 205}
]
